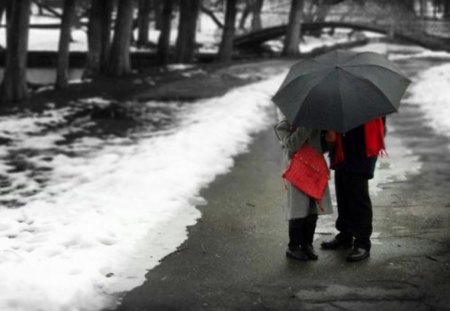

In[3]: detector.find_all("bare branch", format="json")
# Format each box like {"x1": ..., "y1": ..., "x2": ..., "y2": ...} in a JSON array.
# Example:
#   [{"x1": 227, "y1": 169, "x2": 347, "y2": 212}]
[{"x1": 201, "y1": 4, "x2": 224, "y2": 28}]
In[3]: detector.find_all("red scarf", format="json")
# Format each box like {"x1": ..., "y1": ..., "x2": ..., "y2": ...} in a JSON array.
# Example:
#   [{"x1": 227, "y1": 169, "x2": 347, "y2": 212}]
[{"x1": 332, "y1": 117, "x2": 386, "y2": 167}]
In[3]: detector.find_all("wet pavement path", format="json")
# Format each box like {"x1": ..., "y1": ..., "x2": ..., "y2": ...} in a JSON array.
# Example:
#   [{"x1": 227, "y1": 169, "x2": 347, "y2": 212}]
[{"x1": 114, "y1": 58, "x2": 450, "y2": 311}]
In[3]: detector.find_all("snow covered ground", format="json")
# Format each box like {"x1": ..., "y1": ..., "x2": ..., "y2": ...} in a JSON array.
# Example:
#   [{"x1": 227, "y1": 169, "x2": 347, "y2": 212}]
[
  {"x1": 406, "y1": 63, "x2": 450, "y2": 141},
  {"x1": 1, "y1": 8, "x2": 450, "y2": 310},
  {"x1": 0, "y1": 74, "x2": 285, "y2": 311}
]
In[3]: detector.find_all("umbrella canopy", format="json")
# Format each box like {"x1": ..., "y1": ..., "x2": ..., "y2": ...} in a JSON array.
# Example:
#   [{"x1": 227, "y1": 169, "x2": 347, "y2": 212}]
[{"x1": 272, "y1": 49, "x2": 411, "y2": 132}]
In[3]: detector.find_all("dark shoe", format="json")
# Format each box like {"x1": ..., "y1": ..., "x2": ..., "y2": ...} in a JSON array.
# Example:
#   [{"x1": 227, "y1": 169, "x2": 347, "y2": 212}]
[
  {"x1": 346, "y1": 247, "x2": 370, "y2": 262},
  {"x1": 304, "y1": 214, "x2": 318, "y2": 245},
  {"x1": 301, "y1": 244, "x2": 318, "y2": 260},
  {"x1": 321, "y1": 237, "x2": 353, "y2": 250},
  {"x1": 286, "y1": 246, "x2": 309, "y2": 261}
]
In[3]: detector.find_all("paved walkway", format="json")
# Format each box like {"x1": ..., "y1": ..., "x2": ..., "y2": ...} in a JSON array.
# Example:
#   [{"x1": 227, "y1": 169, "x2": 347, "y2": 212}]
[
  {"x1": 113, "y1": 95, "x2": 450, "y2": 310},
  {"x1": 102, "y1": 55, "x2": 450, "y2": 311}
]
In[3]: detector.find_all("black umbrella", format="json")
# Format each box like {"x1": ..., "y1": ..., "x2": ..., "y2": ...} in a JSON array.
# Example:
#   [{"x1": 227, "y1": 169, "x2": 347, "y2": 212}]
[{"x1": 272, "y1": 49, "x2": 411, "y2": 132}]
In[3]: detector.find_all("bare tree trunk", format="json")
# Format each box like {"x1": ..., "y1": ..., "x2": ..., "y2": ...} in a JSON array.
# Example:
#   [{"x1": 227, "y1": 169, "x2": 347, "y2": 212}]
[
  {"x1": 239, "y1": 0, "x2": 253, "y2": 29},
  {"x1": 310, "y1": 0, "x2": 329, "y2": 36},
  {"x1": 100, "y1": 0, "x2": 114, "y2": 72},
  {"x1": 313, "y1": 0, "x2": 329, "y2": 22},
  {"x1": 218, "y1": 0, "x2": 237, "y2": 62},
  {"x1": 282, "y1": 0, "x2": 303, "y2": 56},
  {"x1": 251, "y1": 0, "x2": 263, "y2": 31},
  {"x1": 175, "y1": 0, "x2": 201, "y2": 63},
  {"x1": 56, "y1": 0, "x2": 78, "y2": 89},
  {"x1": 444, "y1": 0, "x2": 450, "y2": 18},
  {"x1": 432, "y1": 0, "x2": 437, "y2": 18},
  {"x1": 36, "y1": 0, "x2": 44, "y2": 15},
  {"x1": 1, "y1": 0, "x2": 31, "y2": 104},
  {"x1": 419, "y1": 0, "x2": 426, "y2": 17},
  {"x1": 154, "y1": 0, "x2": 163, "y2": 30},
  {"x1": 106, "y1": 0, "x2": 135, "y2": 76},
  {"x1": 157, "y1": 0, "x2": 174, "y2": 64},
  {"x1": 85, "y1": 0, "x2": 113, "y2": 77},
  {"x1": 85, "y1": 0, "x2": 103, "y2": 77},
  {"x1": 137, "y1": 0, "x2": 152, "y2": 47}
]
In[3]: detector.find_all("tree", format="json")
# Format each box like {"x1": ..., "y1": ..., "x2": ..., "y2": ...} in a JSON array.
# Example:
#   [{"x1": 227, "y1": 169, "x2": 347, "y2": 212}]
[
  {"x1": 99, "y1": 1, "x2": 115, "y2": 72},
  {"x1": 0, "y1": 0, "x2": 31, "y2": 104},
  {"x1": 239, "y1": 0, "x2": 252, "y2": 29},
  {"x1": 33, "y1": 0, "x2": 63, "y2": 18},
  {"x1": 418, "y1": 0, "x2": 426, "y2": 17},
  {"x1": 238, "y1": 0, "x2": 263, "y2": 31},
  {"x1": 218, "y1": 0, "x2": 237, "y2": 62},
  {"x1": 175, "y1": 0, "x2": 201, "y2": 63},
  {"x1": 306, "y1": 0, "x2": 331, "y2": 37},
  {"x1": 56, "y1": 0, "x2": 78, "y2": 89},
  {"x1": 35, "y1": 0, "x2": 44, "y2": 15},
  {"x1": 201, "y1": 4, "x2": 224, "y2": 28},
  {"x1": 157, "y1": 0, "x2": 174, "y2": 64},
  {"x1": 444, "y1": 0, "x2": 450, "y2": 18},
  {"x1": 106, "y1": 0, "x2": 135, "y2": 76},
  {"x1": 137, "y1": 0, "x2": 153, "y2": 47},
  {"x1": 85, "y1": 0, "x2": 114, "y2": 77},
  {"x1": 282, "y1": 0, "x2": 303, "y2": 56},
  {"x1": 250, "y1": 0, "x2": 263, "y2": 31},
  {"x1": 154, "y1": 0, "x2": 163, "y2": 30}
]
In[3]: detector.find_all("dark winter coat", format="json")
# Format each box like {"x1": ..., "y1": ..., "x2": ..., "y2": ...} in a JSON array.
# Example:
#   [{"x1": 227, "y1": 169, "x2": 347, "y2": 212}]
[{"x1": 330, "y1": 124, "x2": 378, "y2": 179}]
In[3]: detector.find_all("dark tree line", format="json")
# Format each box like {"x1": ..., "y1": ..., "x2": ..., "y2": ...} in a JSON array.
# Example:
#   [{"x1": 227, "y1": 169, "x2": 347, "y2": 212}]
[{"x1": 0, "y1": 0, "x2": 340, "y2": 104}]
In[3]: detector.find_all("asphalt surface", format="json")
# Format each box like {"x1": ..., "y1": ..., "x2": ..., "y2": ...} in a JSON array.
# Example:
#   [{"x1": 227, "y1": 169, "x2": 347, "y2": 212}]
[{"x1": 113, "y1": 58, "x2": 450, "y2": 311}]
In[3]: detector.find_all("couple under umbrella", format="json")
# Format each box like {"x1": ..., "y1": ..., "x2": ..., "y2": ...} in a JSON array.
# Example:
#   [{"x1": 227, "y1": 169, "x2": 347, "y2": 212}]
[{"x1": 272, "y1": 49, "x2": 410, "y2": 262}]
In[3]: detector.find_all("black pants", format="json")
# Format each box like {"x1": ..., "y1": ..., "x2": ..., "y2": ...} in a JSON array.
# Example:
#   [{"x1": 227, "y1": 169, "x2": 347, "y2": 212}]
[
  {"x1": 335, "y1": 170, "x2": 373, "y2": 250},
  {"x1": 288, "y1": 199, "x2": 318, "y2": 249}
]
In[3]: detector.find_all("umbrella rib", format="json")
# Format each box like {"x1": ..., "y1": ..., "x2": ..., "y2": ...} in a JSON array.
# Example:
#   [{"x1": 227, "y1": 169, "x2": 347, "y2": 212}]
[
  {"x1": 309, "y1": 58, "x2": 324, "y2": 65},
  {"x1": 337, "y1": 66, "x2": 408, "y2": 102},
  {"x1": 340, "y1": 52, "x2": 364, "y2": 65},
  {"x1": 342, "y1": 64, "x2": 411, "y2": 82},
  {"x1": 276, "y1": 59, "x2": 331, "y2": 91},
  {"x1": 351, "y1": 74, "x2": 399, "y2": 112},
  {"x1": 361, "y1": 78, "x2": 399, "y2": 110},
  {"x1": 276, "y1": 68, "x2": 334, "y2": 98},
  {"x1": 337, "y1": 67, "x2": 399, "y2": 130}
]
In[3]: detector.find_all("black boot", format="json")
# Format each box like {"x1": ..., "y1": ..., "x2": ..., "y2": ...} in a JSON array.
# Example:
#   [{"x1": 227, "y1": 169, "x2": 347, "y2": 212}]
[
  {"x1": 301, "y1": 214, "x2": 318, "y2": 260},
  {"x1": 286, "y1": 246, "x2": 309, "y2": 261},
  {"x1": 287, "y1": 218, "x2": 309, "y2": 261},
  {"x1": 347, "y1": 238, "x2": 371, "y2": 262},
  {"x1": 321, "y1": 232, "x2": 353, "y2": 250}
]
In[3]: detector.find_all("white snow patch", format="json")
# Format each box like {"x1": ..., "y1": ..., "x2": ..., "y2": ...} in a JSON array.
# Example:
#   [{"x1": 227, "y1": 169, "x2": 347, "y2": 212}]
[
  {"x1": 0, "y1": 75, "x2": 284, "y2": 311},
  {"x1": 166, "y1": 64, "x2": 196, "y2": 71},
  {"x1": 406, "y1": 63, "x2": 450, "y2": 141}
]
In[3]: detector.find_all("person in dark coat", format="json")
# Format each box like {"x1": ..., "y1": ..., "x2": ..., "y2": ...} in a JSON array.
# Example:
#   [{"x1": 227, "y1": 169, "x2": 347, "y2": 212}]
[{"x1": 321, "y1": 118, "x2": 385, "y2": 262}]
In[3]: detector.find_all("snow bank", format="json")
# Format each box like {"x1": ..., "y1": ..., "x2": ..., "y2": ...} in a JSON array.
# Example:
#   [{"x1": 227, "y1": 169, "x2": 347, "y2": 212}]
[
  {"x1": 0, "y1": 75, "x2": 283, "y2": 311},
  {"x1": 406, "y1": 63, "x2": 450, "y2": 140}
]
